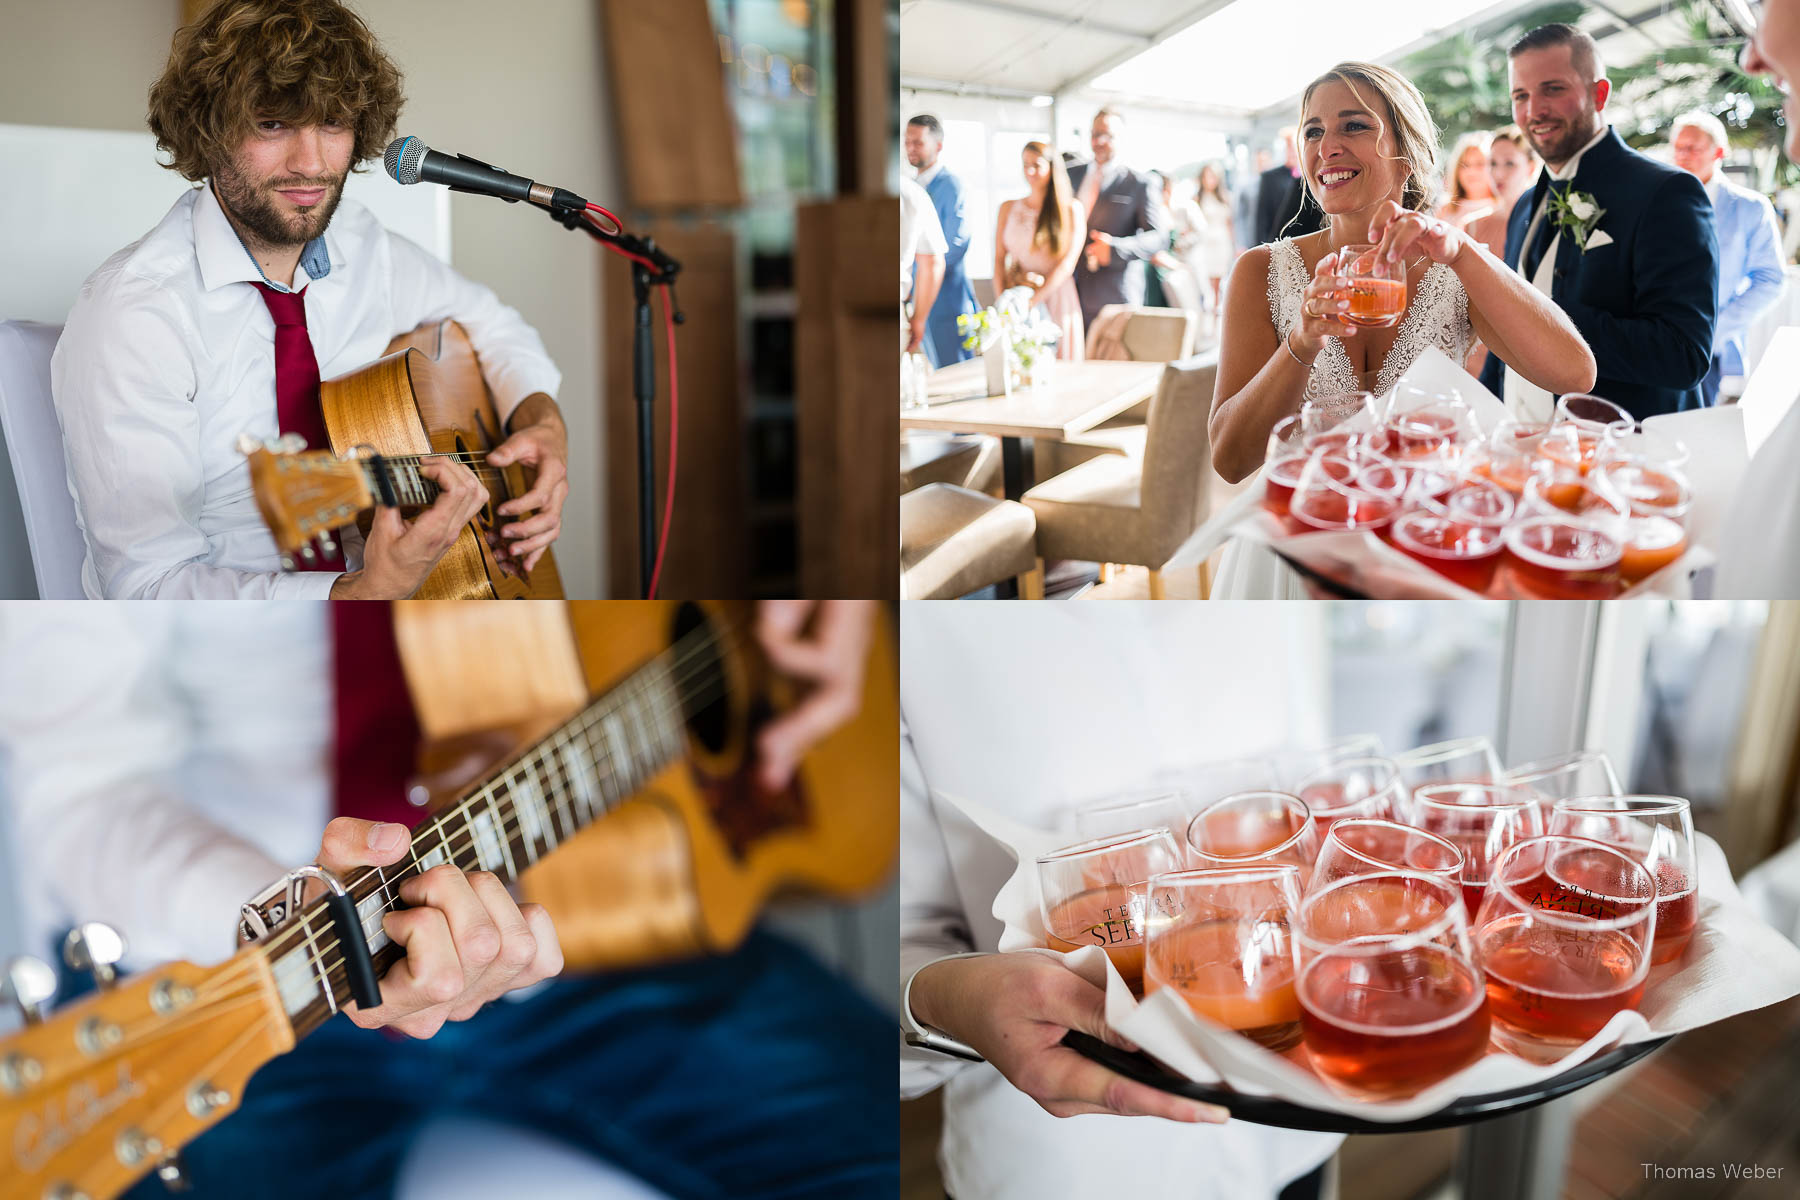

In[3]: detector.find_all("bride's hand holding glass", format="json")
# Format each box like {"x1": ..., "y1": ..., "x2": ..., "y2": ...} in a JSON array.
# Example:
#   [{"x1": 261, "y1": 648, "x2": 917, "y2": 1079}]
[
  {"x1": 1367, "y1": 199, "x2": 1467, "y2": 269},
  {"x1": 1293, "y1": 250, "x2": 1361, "y2": 362}
]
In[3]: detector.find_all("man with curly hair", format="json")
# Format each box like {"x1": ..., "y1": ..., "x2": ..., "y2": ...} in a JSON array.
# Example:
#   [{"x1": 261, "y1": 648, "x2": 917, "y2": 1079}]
[{"x1": 51, "y1": 0, "x2": 570, "y2": 598}]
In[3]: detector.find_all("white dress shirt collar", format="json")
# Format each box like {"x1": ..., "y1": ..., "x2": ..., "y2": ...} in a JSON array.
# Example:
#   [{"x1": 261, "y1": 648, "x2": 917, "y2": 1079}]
[
  {"x1": 193, "y1": 180, "x2": 336, "y2": 294},
  {"x1": 914, "y1": 162, "x2": 943, "y2": 188}
]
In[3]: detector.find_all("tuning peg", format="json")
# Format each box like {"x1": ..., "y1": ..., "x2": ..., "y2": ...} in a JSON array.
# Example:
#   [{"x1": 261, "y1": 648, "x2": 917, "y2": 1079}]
[
  {"x1": 156, "y1": 1152, "x2": 193, "y2": 1193},
  {"x1": 276, "y1": 432, "x2": 308, "y2": 454},
  {"x1": 62, "y1": 922, "x2": 127, "y2": 989},
  {"x1": 279, "y1": 554, "x2": 297, "y2": 572},
  {"x1": 235, "y1": 433, "x2": 262, "y2": 456},
  {"x1": 1, "y1": 955, "x2": 57, "y2": 1024},
  {"x1": 298, "y1": 544, "x2": 317, "y2": 565},
  {"x1": 317, "y1": 534, "x2": 338, "y2": 559}
]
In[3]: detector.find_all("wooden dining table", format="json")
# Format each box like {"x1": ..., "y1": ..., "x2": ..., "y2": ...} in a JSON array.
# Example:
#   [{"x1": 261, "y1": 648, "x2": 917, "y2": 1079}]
[{"x1": 901, "y1": 358, "x2": 1166, "y2": 499}]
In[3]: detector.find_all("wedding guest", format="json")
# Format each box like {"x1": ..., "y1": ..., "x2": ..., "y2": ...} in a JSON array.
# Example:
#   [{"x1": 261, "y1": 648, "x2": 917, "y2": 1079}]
[
  {"x1": 906, "y1": 114, "x2": 978, "y2": 367},
  {"x1": 1465, "y1": 126, "x2": 1540, "y2": 373},
  {"x1": 1466, "y1": 126, "x2": 1539, "y2": 260},
  {"x1": 995, "y1": 141, "x2": 1086, "y2": 360},
  {"x1": 1254, "y1": 127, "x2": 1324, "y2": 245},
  {"x1": 1433, "y1": 132, "x2": 1498, "y2": 230},
  {"x1": 1154, "y1": 171, "x2": 1209, "y2": 318},
  {"x1": 1209, "y1": 61, "x2": 1593, "y2": 483},
  {"x1": 1066, "y1": 109, "x2": 1169, "y2": 330},
  {"x1": 1669, "y1": 109, "x2": 1786, "y2": 405},
  {"x1": 1196, "y1": 162, "x2": 1239, "y2": 309},
  {"x1": 901, "y1": 175, "x2": 947, "y2": 355},
  {"x1": 1477, "y1": 23, "x2": 1718, "y2": 420},
  {"x1": 1235, "y1": 149, "x2": 1270, "y2": 252}
]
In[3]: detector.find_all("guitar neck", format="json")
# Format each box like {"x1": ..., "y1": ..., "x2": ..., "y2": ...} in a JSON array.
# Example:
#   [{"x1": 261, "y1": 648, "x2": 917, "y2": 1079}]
[
  {"x1": 262, "y1": 648, "x2": 699, "y2": 1038},
  {"x1": 362, "y1": 454, "x2": 448, "y2": 508}
]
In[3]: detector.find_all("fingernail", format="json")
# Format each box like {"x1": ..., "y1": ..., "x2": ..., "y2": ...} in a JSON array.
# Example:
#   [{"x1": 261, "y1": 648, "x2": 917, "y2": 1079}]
[
  {"x1": 367, "y1": 823, "x2": 404, "y2": 851},
  {"x1": 1194, "y1": 1104, "x2": 1230, "y2": 1123}
]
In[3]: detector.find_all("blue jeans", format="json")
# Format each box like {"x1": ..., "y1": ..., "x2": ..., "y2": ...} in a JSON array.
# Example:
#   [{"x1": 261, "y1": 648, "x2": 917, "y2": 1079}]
[{"x1": 123, "y1": 930, "x2": 897, "y2": 1200}]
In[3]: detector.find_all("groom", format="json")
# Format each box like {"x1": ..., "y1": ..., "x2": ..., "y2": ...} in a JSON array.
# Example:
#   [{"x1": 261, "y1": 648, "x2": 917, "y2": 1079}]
[{"x1": 1479, "y1": 23, "x2": 1718, "y2": 420}]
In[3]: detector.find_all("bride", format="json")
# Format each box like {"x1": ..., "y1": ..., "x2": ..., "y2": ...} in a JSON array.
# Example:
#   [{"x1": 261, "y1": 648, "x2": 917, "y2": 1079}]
[{"x1": 1208, "y1": 62, "x2": 1596, "y2": 483}]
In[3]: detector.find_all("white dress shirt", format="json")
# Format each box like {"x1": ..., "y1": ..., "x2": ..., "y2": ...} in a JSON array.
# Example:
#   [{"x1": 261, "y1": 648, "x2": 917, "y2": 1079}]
[
  {"x1": 0, "y1": 604, "x2": 333, "y2": 969},
  {"x1": 901, "y1": 604, "x2": 1341, "y2": 1200},
  {"x1": 900, "y1": 176, "x2": 949, "y2": 301},
  {"x1": 51, "y1": 183, "x2": 562, "y2": 598},
  {"x1": 1505, "y1": 124, "x2": 1611, "y2": 422}
]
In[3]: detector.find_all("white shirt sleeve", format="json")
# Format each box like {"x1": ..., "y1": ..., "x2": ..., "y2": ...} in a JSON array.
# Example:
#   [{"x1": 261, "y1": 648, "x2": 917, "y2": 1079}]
[
  {"x1": 0, "y1": 608, "x2": 287, "y2": 967},
  {"x1": 384, "y1": 231, "x2": 563, "y2": 427},
  {"x1": 898, "y1": 707, "x2": 981, "y2": 1099},
  {"x1": 51, "y1": 276, "x2": 341, "y2": 600}
]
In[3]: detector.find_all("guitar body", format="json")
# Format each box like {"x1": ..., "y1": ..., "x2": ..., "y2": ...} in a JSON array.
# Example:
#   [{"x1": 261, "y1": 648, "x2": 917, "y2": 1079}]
[
  {"x1": 394, "y1": 601, "x2": 898, "y2": 968},
  {"x1": 319, "y1": 320, "x2": 563, "y2": 600}
]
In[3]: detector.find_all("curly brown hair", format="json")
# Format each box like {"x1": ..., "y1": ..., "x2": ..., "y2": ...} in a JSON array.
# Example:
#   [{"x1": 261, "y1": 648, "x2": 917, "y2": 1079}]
[{"x1": 148, "y1": 0, "x2": 405, "y2": 182}]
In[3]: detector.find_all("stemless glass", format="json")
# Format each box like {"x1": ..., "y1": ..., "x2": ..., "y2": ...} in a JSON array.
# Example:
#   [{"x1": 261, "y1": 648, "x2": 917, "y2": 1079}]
[
  {"x1": 1389, "y1": 477, "x2": 1514, "y2": 593},
  {"x1": 1167, "y1": 754, "x2": 1282, "y2": 815},
  {"x1": 1338, "y1": 244, "x2": 1407, "y2": 328},
  {"x1": 1504, "y1": 472, "x2": 1628, "y2": 600},
  {"x1": 1598, "y1": 458, "x2": 1693, "y2": 586},
  {"x1": 1598, "y1": 429, "x2": 1691, "y2": 475},
  {"x1": 1547, "y1": 796, "x2": 1698, "y2": 966},
  {"x1": 1288, "y1": 451, "x2": 1406, "y2": 535},
  {"x1": 1300, "y1": 392, "x2": 1383, "y2": 448},
  {"x1": 1186, "y1": 791, "x2": 1322, "y2": 885},
  {"x1": 1295, "y1": 756, "x2": 1408, "y2": 835},
  {"x1": 1545, "y1": 394, "x2": 1635, "y2": 475},
  {"x1": 1073, "y1": 789, "x2": 1190, "y2": 842},
  {"x1": 1277, "y1": 734, "x2": 1387, "y2": 790},
  {"x1": 1310, "y1": 819, "x2": 1465, "y2": 895},
  {"x1": 1394, "y1": 737, "x2": 1502, "y2": 789},
  {"x1": 1383, "y1": 388, "x2": 1482, "y2": 464},
  {"x1": 1502, "y1": 750, "x2": 1623, "y2": 807},
  {"x1": 1037, "y1": 829, "x2": 1184, "y2": 992},
  {"x1": 1144, "y1": 866, "x2": 1305, "y2": 1050},
  {"x1": 1471, "y1": 421, "x2": 1550, "y2": 498},
  {"x1": 1475, "y1": 835, "x2": 1657, "y2": 1062},
  {"x1": 1295, "y1": 872, "x2": 1490, "y2": 1099},
  {"x1": 1412, "y1": 783, "x2": 1544, "y2": 915},
  {"x1": 1264, "y1": 416, "x2": 1309, "y2": 519}
]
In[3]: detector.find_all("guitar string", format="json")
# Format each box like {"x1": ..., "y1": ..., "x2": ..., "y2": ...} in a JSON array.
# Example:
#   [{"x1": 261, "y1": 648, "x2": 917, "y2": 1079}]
[
  {"x1": 164, "y1": 641, "x2": 738, "y2": 1019},
  {"x1": 259, "y1": 620, "x2": 744, "y2": 982},
  {"x1": 281, "y1": 660, "x2": 735, "y2": 987}
]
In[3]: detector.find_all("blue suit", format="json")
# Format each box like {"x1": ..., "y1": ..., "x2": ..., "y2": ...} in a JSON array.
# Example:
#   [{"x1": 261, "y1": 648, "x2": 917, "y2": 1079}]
[
  {"x1": 921, "y1": 167, "x2": 977, "y2": 367},
  {"x1": 1479, "y1": 129, "x2": 1718, "y2": 420},
  {"x1": 1706, "y1": 175, "x2": 1786, "y2": 401}
]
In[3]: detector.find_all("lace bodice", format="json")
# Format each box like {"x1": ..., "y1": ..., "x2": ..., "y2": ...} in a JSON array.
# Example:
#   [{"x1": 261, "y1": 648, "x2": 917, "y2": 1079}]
[{"x1": 1266, "y1": 239, "x2": 1473, "y2": 400}]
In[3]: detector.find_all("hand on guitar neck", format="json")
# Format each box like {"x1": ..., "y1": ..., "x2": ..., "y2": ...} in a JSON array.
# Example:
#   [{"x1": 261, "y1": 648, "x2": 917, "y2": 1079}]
[
  {"x1": 306, "y1": 816, "x2": 564, "y2": 1037},
  {"x1": 329, "y1": 457, "x2": 489, "y2": 599}
]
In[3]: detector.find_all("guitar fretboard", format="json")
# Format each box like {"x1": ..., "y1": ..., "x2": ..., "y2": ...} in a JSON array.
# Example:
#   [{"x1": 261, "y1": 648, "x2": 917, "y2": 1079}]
[
  {"x1": 264, "y1": 650, "x2": 699, "y2": 1037},
  {"x1": 360, "y1": 455, "x2": 443, "y2": 508}
]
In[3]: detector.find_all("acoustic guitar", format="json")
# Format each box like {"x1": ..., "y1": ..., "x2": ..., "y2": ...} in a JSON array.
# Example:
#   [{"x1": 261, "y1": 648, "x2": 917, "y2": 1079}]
[
  {"x1": 0, "y1": 601, "x2": 896, "y2": 1199},
  {"x1": 242, "y1": 319, "x2": 563, "y2": 600}
]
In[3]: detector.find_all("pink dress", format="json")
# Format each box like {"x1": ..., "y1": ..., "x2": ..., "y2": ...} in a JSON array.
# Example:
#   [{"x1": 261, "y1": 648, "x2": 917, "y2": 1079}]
[{"x1": 1000, "y1": 199, "x2": 1086, "y2": 360}]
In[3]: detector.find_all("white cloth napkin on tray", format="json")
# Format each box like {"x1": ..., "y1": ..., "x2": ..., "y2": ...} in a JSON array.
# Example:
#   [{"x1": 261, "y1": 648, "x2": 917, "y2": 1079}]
[{"x1": 939, "y1": 787, "x2": 1800, "y2": 1123}]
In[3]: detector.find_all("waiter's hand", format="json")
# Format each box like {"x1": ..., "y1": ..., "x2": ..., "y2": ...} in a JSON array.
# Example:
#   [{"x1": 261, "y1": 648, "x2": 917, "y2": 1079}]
[
  {"x1": 753, "y1": 600, "x2": 876, "y2": 792},
  {"x1": 331, "y1": 457, "x2": 487, "y2": 599},
  {"x1": 490, "y1": 392, "x2": 570, "y2": 573},
  {"x1": 314, "y1": 817, "x2": 563, "y2": 1038},
  {"x1": 910, "y1": 954, "x2": 1230, "y2": 1123}
]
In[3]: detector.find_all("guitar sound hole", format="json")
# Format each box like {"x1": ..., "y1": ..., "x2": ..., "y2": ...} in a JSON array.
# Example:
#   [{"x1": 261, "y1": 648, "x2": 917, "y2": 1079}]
[
  {"x1": 672, "y1": 603, "x2": 729, "y2": 754},
  {"x1": 453, "y1": 433, "x2": 494, "y2": 527}
]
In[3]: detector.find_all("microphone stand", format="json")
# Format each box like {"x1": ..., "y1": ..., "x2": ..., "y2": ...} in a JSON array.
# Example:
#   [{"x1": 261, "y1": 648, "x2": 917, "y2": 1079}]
[{"x1": 540, "y1": 196, "x2": 684, "y2": 598}]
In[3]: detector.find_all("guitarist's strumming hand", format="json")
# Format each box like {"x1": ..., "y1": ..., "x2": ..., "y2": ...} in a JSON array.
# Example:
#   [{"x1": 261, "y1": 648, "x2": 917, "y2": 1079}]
[
  {"x1": 489, "y1": 392, "x2": 570, "y2": 574},
  {"x1": 754, "y1": 600, "x2": 876, "y2": 792},
  {"x1": 329, "y1": 456, "x2": 488, "y2": 599},
  {"x1": 313, "y1": 817, "x2": 564, "y2": 1039}
]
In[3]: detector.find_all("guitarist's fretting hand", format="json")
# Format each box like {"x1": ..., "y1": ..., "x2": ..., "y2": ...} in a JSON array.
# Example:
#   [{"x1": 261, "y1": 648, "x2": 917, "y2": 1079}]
[
  {"x1": 329, "y1": 457, "x2": 488, "y2": 599},
  {"x1": 754, "y1": 600, "x2": 876, "y2": 792},
  {"x1": 489, "y1": 392, "x2": 570, "y2": 573},
  {"x1": 315, "y1": 817, "x2": 564, "y2": 1037}
]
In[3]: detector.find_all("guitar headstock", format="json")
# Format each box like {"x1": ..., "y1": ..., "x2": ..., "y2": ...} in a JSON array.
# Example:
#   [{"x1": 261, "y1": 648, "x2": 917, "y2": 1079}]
[
  {"x1": 241, "y1": 434, "x2": 374, "y2": 556},
  {"x1": 0, "y1": 938, "x2": 294, "y2": 1200}
]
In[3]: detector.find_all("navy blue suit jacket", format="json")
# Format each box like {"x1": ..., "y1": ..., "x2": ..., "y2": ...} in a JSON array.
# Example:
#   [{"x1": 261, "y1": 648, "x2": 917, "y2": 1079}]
[
  {"x1": 1478, "y1": 129, "x2": 1718, "y2": 419},
  {"x1": 921, "y1": 168, "x2": 978, "y2": 367}
]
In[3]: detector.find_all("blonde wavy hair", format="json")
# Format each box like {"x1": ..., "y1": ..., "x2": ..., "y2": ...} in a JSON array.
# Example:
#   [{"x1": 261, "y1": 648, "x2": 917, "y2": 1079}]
[
  {"x1": 1444, "y1": 131, "x2": 1495, "y2": 204},
  {"x1": 1296, "y1": 62, "x2": 1442, "y2": 225},
  {"x1": 148, "y1": 0, "x2": 405, "y2": 182}
]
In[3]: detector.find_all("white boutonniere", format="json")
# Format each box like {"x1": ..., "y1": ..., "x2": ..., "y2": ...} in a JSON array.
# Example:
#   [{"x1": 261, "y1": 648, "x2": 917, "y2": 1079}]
[{"x1": 1548, "y1": 188, "x2": 1607, "y2": 252}]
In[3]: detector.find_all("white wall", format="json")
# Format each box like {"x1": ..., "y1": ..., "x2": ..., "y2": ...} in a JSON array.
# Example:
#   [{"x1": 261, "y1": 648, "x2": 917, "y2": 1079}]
[{"x1": 0, "y1": 0, "x2": 611, "y2": 597}]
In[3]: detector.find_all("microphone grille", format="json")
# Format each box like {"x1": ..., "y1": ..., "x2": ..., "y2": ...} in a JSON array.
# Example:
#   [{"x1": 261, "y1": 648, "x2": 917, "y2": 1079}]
[{"x1": 383, "y1": 136, "x2": 426, "y2": 185}]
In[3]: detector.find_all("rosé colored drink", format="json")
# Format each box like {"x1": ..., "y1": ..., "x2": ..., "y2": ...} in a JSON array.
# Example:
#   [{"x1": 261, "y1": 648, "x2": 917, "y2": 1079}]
[
  {"x1": 1145, "y1": 919, "x2": 1302, "y2": 1050},
  {"x1": 1045, "y1": 889, "x2": 1146, "y2": 990},
  {"x1": 1298, "y1": 946, "x2": 1489, "y2": 1098},
  {"x1": 1391, "y1": 511, "x2": 1504, "y2": 593},
  {"x1": 1345, "y1": 278, "x2": 1407, "y2": 328},
  {"x1": 1478, "y1": 914, "x2": 1647, "y2": 1051},
  {"x1": 1503, "y1": 519, "x2": 1622, "y2": 599}
]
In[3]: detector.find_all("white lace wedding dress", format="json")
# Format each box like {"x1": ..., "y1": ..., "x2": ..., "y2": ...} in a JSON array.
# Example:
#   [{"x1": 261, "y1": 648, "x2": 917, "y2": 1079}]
[{"x1": 1212, "y1": 240, "x2": 1477, "y2": 598}]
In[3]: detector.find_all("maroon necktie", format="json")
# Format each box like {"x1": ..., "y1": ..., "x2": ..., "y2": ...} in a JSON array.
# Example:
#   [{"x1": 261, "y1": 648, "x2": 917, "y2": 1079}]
[
  {"x1": 252, "y1": 283, "x2": 336, "y2": 570},
  {"x1": 331, "y1": 602, "x2": 425, "y2": 830}
]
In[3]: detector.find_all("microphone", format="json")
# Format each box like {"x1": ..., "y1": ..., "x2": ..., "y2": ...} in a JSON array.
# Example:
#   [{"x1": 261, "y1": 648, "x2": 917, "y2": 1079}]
[{"x1": 383, "y1": 135, "x2": 587, "y2": 214}]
